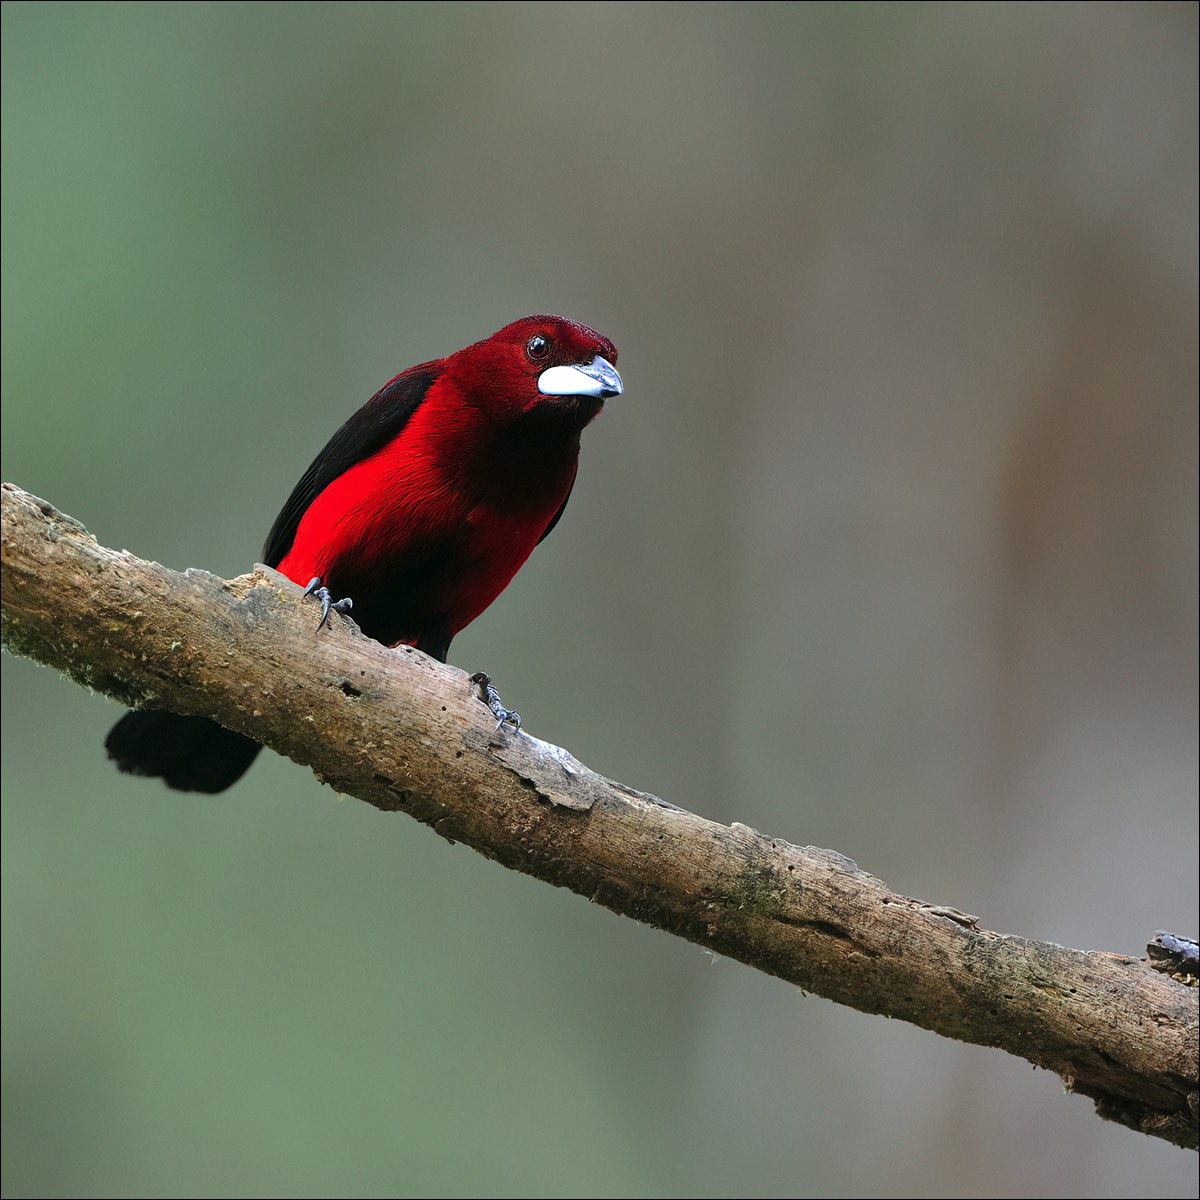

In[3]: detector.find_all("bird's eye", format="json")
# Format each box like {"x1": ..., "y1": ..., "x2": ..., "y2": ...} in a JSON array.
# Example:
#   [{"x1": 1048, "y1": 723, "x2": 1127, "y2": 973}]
[{"x1": 526, "y1": 335, "x2": 550, "y2": 360}]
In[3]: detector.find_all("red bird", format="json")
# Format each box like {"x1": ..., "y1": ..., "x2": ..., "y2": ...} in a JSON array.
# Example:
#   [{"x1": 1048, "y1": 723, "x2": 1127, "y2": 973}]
[{"x1": 106, "y1": 315, "x2": 621, "y2": 792}]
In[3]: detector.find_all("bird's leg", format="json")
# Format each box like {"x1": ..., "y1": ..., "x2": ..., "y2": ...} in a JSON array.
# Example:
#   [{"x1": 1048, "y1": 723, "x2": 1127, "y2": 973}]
[
  {"x1": 468, "y1": 672, "x2": 521, "y2": 731},
  {"x1": 303, "y1": 577, "x2": 354, "y2": 631}
]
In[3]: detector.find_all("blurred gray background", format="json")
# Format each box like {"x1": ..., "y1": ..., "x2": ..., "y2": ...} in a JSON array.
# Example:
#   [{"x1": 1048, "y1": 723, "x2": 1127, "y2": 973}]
[{"x1": 3, "y1": 3, "x2": 1196, "y2": 1197}]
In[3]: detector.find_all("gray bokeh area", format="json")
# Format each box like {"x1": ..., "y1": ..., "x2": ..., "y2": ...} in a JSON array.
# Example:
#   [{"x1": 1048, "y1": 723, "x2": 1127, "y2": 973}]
[{"x1": 2, "y1": 4, "x2": 1196, "y2": 1197}]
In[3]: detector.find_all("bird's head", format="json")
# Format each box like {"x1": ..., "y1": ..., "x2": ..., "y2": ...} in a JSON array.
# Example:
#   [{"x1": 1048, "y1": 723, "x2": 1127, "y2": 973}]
[{"x1": 449, "y1": 315, "x2": 622, "y2": 427}]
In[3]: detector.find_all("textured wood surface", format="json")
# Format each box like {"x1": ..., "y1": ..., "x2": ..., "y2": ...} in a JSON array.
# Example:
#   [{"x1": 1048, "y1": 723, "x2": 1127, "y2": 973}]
[{"x1": 3, "y1": 482, "x2": 1196, "y2": 1148}]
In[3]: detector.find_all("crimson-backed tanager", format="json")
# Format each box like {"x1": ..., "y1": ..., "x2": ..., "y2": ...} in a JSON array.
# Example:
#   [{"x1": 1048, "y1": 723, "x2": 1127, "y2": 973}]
[{"x1": 105, "y1": 315, "x2": 622, "y2": 792}]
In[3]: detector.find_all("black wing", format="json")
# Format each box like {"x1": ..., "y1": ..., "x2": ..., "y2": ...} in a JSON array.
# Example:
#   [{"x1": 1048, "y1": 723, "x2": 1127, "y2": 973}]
[
  {"x1": 536, "y1": 467, "x2": 576, "y2": 546},
  {"x1": 262, "y1": 364, "x2": 441, "y2": 567}
]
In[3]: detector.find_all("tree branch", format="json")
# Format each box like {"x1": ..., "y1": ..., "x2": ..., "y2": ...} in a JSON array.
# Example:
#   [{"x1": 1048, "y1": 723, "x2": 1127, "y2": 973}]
[{"x1": 2, "y1": 482, "x2": 1196, "y2": 1149}]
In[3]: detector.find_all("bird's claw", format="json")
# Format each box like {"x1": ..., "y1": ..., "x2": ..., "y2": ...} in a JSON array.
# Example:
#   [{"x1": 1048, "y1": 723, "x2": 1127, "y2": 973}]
[
  {"x1": 469, "y1": 672, "x2": 521, "y2": 731},
  {"x1": 304, "y1": 576, "x2": 353, "y2": 631}
]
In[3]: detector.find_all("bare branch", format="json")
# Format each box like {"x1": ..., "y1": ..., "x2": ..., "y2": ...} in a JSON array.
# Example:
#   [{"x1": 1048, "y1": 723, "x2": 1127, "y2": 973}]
[{"x1": 2, "y1": 481, "x2": 1196, "y2": 1149}]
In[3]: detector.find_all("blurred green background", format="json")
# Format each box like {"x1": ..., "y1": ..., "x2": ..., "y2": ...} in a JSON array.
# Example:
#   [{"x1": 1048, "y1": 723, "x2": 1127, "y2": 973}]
[{"x1": 3, "y1": 3, "x2": 1196, "y2": 1197}]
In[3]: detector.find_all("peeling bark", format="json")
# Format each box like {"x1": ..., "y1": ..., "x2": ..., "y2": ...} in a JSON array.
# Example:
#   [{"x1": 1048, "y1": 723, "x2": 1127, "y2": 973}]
[{"x1": 3, "y1": 482, "x2": 1196, "y2": 1149}]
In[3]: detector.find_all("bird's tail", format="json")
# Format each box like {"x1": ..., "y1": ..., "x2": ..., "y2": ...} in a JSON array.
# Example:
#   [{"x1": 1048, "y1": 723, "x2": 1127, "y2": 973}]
[{"x1": 105, "y1": 710, "x2": 263, "y2": 794}]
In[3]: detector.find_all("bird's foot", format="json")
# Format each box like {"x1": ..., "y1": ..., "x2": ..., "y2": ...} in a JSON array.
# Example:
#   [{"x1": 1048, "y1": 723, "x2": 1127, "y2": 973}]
[
  {"x1": 469, "y1": 672, "x2": 521, "y2": 731},
  {"x1": 303, "y1": 577, "x2": 354, "y2": 631}
]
